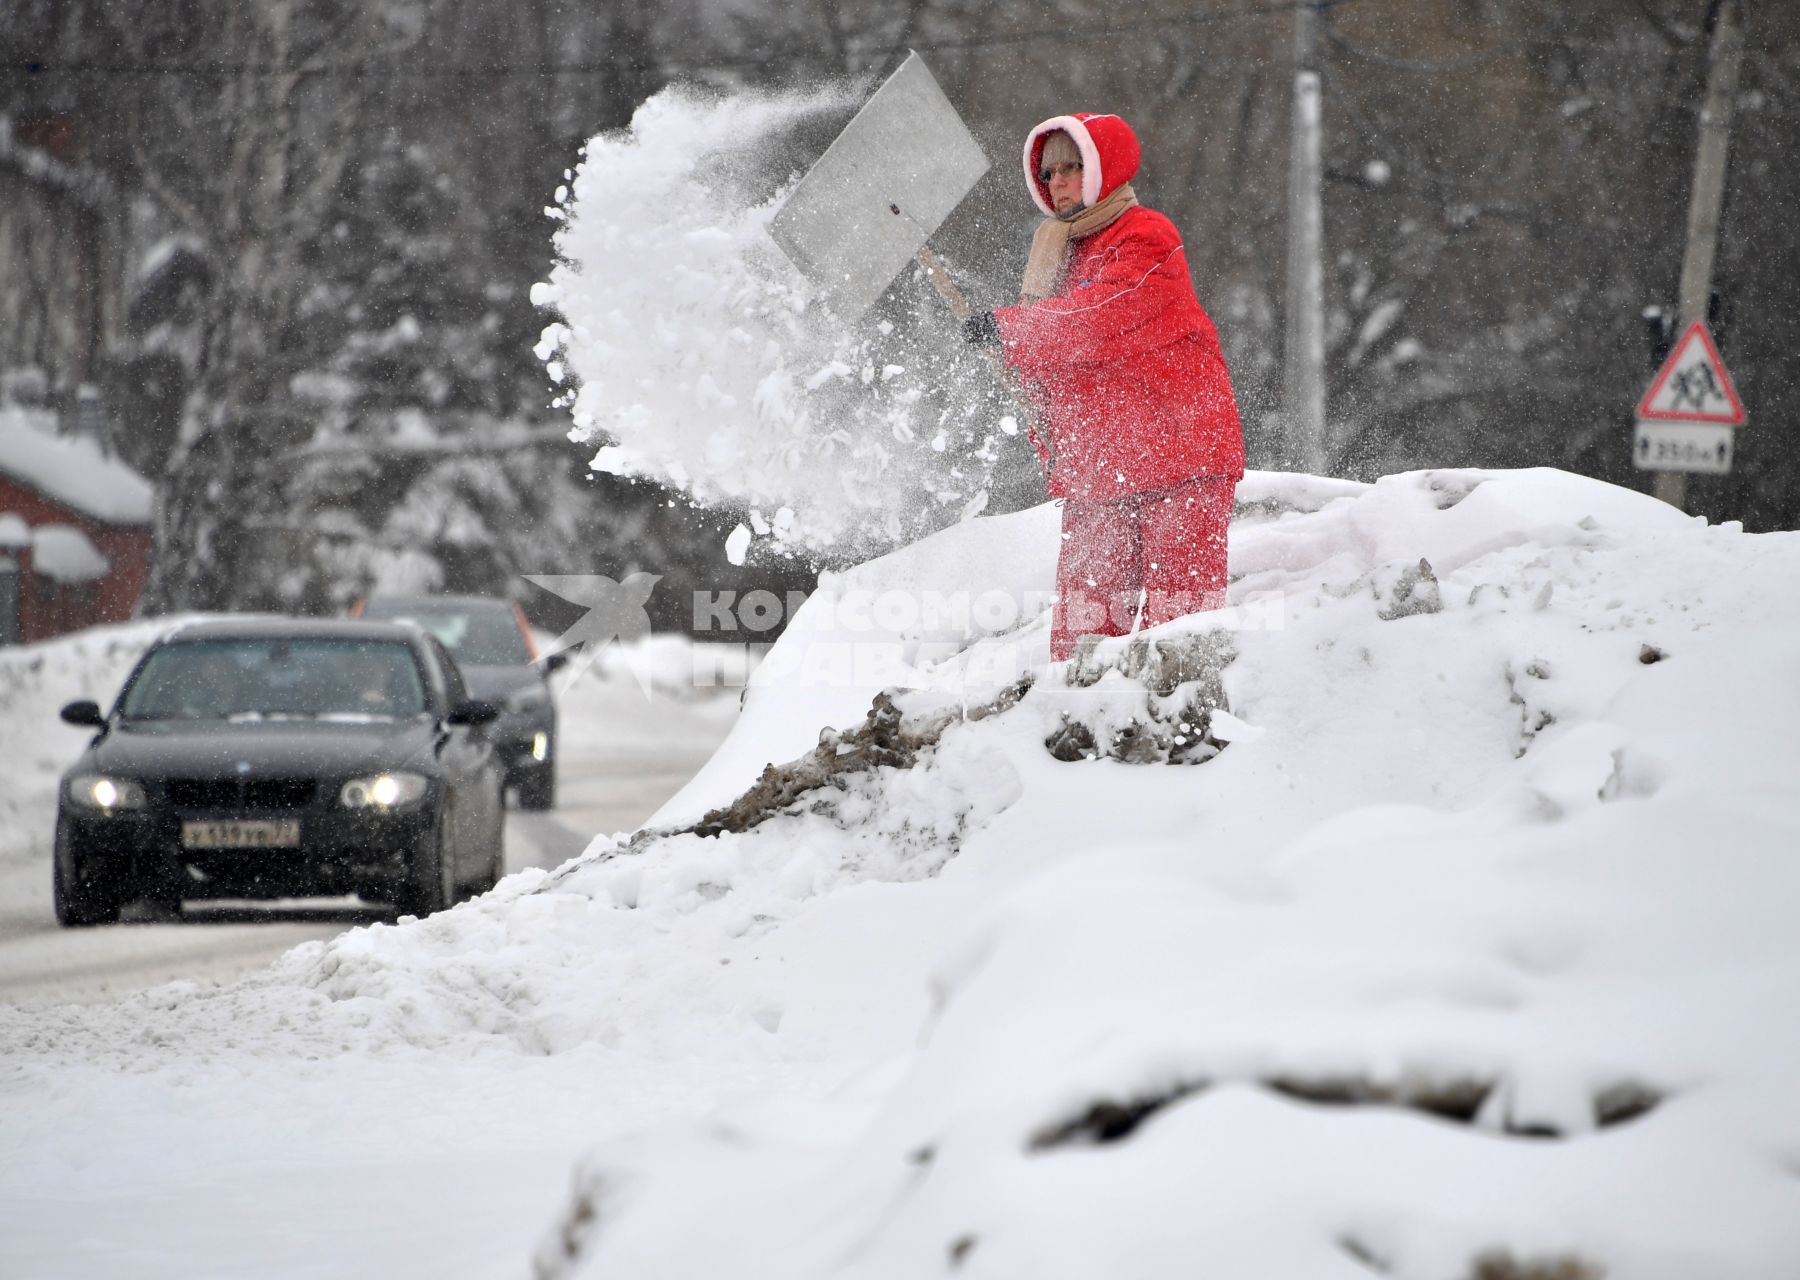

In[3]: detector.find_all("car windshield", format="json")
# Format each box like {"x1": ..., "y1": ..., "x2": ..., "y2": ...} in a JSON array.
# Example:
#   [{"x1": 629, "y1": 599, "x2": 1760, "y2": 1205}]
[
  {"x1": 120, "y1": 639, "x2": 428, "y2": 721},
  {"x1": 360, "y1": 603, "x2": 530, "y2": 665}
]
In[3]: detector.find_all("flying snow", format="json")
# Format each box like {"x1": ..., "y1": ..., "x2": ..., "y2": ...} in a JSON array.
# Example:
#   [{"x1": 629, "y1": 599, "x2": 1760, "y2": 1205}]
[{"x1": 533, "y1": 87, "x2": 1011, "y2": 562}]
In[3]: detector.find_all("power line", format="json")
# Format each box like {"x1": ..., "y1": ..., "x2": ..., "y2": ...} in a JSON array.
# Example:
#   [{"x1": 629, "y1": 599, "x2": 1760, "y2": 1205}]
[{"x1": 11, "y1": 0, "x2": 1365, "y2": 79}]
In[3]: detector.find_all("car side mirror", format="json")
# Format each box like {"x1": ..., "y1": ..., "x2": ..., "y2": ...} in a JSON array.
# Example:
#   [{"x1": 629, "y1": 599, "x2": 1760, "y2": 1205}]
[
  {"x1": 446, "y1": 698, "x2": 501, "y2": 727},
  {"x1": 60, "y1": 700, "x2": 106, "y2": 727},
  {"x1": 541, "y1": 652, "x2": 568, "y2": 674}
]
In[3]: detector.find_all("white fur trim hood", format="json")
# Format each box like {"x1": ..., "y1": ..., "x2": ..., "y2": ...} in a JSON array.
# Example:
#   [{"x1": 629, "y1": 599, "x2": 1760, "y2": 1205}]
[{"x1": 1022, "y1": 115, "x2": 1105, "y2": 217}]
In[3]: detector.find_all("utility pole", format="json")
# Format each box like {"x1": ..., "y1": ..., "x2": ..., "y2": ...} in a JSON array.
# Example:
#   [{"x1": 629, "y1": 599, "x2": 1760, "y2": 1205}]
[
  {"x1": 1656, "y1": 0, "x2": 1746, "y2": 511},
  {"x1": 1285, "y1": 0, "x2": 1327, "y2": 475}
]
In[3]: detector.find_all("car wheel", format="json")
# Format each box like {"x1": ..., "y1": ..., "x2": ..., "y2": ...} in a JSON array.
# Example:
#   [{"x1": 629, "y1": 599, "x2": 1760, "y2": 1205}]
[
  {"x1": 400, "y1": 821, "x2": 455, "y2": 918},
  {"x1": 52, "y1": 823, "x2": 123, "y2": 927},
  {"x1": 516, "y1": 766, "x2": 556, "y2": 812}
]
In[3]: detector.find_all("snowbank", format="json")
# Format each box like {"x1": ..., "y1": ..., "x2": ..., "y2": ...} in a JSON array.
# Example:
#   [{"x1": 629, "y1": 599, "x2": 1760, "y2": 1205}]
[
  {"x1": 0, "y1": 618, "x2": 175, "y2": 866},
  {"x1": 4, "y1": 468, "x2": 1798, "y2": 1280},
  {"x1": 530, "y1": 468, "x2": 1800, "y2": 1279},
  {"x1": 595, "y1": 631, "x2": 762, "y2": 702}
]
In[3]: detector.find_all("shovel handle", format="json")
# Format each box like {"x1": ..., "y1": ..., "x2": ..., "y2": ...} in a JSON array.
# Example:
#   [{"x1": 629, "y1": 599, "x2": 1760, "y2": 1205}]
[
  {"x1": 915, "y1": 246, "x2": 1056, "y2": 478},
  {"x1": 915, "y1": 247, "x2": 974, "y2": 323}
]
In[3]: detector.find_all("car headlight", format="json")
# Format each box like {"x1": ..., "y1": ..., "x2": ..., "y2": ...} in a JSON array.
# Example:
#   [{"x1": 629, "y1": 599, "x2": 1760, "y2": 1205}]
[
  {"x1": 68, "y1": 774, "x2": 147, "y2": 812},
  {"x1": 504, "y1": 685, "x2": 550, "y2": 713},
  {"x1": 339, "y1": 771, "x2": 430, "y2": 810}
]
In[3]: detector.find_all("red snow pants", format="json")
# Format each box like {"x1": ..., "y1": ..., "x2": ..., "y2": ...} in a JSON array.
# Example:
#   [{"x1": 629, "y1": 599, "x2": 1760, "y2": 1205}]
[{"x1": 1051, "y1": 474, "x2": 1235, "y2": 662}]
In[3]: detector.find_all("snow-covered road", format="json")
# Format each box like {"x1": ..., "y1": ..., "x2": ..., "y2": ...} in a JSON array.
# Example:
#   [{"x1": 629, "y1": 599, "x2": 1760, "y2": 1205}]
[
  {"x1": 4, "y1": 800, "x2": 598, "y2": 1004},
  {"x1": 0, "y1": 634, "x2": 759, "y2": 1280}
]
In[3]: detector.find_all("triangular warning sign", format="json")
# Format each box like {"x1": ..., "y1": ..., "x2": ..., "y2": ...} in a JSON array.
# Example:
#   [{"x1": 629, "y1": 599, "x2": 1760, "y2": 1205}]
[{"x1": 1637, "y1": 322, "x2": 1746, "y2": 425}]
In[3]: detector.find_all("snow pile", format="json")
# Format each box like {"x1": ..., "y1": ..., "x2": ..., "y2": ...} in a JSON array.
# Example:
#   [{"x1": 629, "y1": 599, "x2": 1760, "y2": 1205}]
[
  {"x1": 527, "y1": 468, "x2": 1800, "y2": 1279},
  {"x1": 533, "y1": 88, "x2": 1010, "y2": 560},
  {"x1": 595, "y1": 632, "x2": 762, "y2": 701},
  {"x1": 0, "y1": 618, "x2": 173, "y2": 866}
]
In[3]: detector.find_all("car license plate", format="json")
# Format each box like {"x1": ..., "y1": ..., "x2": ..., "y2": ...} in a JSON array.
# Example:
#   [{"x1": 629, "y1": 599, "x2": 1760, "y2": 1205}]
[{"x1": 181, "y1": 820, "x2": 301, "y2": 849}]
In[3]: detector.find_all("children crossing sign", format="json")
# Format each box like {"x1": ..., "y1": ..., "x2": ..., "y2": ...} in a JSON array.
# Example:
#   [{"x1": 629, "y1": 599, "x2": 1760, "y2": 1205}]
[
  {"x1": 1634, "y1": 321, "x2": 1745, "y2": 475},
  {"x1": 1637, "y1": 322, "x2": 1746, "y2": 423}
]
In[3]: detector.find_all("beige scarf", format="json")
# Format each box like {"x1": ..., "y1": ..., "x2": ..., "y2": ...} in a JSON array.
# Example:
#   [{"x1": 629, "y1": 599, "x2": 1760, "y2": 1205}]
[{"x1": 1020, "y1": 183, "x2": 1139, "y2": 302}]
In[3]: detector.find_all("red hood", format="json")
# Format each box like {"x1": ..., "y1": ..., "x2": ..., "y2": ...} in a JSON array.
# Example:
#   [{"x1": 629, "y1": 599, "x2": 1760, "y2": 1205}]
[{"x1": 1022, "y1": 112, "x2": 1142, "y2": 217}]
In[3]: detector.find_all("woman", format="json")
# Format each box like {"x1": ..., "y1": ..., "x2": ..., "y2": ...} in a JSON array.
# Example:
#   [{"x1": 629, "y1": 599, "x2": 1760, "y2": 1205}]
[{"x1": 965, "y1": 112, "x2": 1244, "y2": 662}]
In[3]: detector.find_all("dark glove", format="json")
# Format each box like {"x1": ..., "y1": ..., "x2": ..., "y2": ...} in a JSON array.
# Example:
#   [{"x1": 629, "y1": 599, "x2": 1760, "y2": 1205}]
[{"x1": 962, "y1": 311, "x2": 1001, "y2": 348}]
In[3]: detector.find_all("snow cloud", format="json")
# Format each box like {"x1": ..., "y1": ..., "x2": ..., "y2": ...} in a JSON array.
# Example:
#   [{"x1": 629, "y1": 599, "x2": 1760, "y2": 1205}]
[{"x1": 534, "y1": 86, "x2": 1011, "y2": 563}]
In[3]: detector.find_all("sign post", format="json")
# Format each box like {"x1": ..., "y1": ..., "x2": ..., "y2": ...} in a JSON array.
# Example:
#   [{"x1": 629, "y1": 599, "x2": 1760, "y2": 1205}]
[
  {"x1": 1633, "y1": 320, "x2": 1745, "y2": 482},
  {"x1": 1649, "y1": 0, "x2": 1745, "y2": 511}
]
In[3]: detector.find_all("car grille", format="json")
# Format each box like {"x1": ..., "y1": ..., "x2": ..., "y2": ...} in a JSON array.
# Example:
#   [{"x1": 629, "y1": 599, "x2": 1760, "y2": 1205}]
[{"x1": 167, "y1": 778, "x2": 318, "y2": 811}]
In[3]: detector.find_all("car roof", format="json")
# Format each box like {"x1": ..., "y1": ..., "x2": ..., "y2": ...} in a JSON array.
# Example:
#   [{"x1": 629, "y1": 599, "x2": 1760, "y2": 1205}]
[
  {"x1": 159, "y1": 615, "x2": 430, "y2": 645},
  {"x1": 359, "y1": 594, "x2": 515, "y2": 613}
]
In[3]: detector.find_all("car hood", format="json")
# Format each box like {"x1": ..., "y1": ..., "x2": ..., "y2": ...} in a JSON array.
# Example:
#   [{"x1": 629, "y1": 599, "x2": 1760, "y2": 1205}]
[
  {"x1": 89, "y1": 718, "x2": 440, "y2": 780},
  {"x1": 458, "y1": 665, "x2": 547, "y2": 702}
]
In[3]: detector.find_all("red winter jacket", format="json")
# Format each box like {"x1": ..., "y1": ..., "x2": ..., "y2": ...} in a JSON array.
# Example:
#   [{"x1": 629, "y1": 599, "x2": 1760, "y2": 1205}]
[{"x1": 994, "y1": 113, "x2": 1244, "y2": 502}]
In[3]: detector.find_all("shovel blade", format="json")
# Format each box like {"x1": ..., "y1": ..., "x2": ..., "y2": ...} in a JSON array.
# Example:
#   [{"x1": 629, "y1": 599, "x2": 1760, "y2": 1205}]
[{"x1": 770, "y1": 52, "x2": 989, "y2": 320}]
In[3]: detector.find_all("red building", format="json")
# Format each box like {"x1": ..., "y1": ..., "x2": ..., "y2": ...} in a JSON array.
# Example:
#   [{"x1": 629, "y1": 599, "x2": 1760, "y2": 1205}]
[{"x1": 0, "y1": 405, "x2": 153, "y2": 643}]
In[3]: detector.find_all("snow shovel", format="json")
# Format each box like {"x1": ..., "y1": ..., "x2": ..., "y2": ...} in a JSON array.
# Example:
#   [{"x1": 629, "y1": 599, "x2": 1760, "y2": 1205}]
[
  {"x1": 769, "y1": 52, "x2": 989, "y2": 322},
  {"x1": 771, "y1": 53, "x2": 1051, "y2": 471}
]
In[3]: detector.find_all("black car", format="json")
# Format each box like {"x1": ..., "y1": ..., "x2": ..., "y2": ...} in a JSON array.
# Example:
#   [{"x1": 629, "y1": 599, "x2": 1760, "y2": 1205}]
[
  {"x1": 353, "y1": 595, "x2": 563, "y2": 809},
  {"x1": 53, "y1": 617, "x2": 507, "y2": 926}
]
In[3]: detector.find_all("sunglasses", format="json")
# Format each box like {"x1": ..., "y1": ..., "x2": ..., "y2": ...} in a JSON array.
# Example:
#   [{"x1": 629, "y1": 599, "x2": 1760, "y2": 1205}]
[{"x1": 1039, "y1": 161, "x2": 1083, "y2": 184}]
